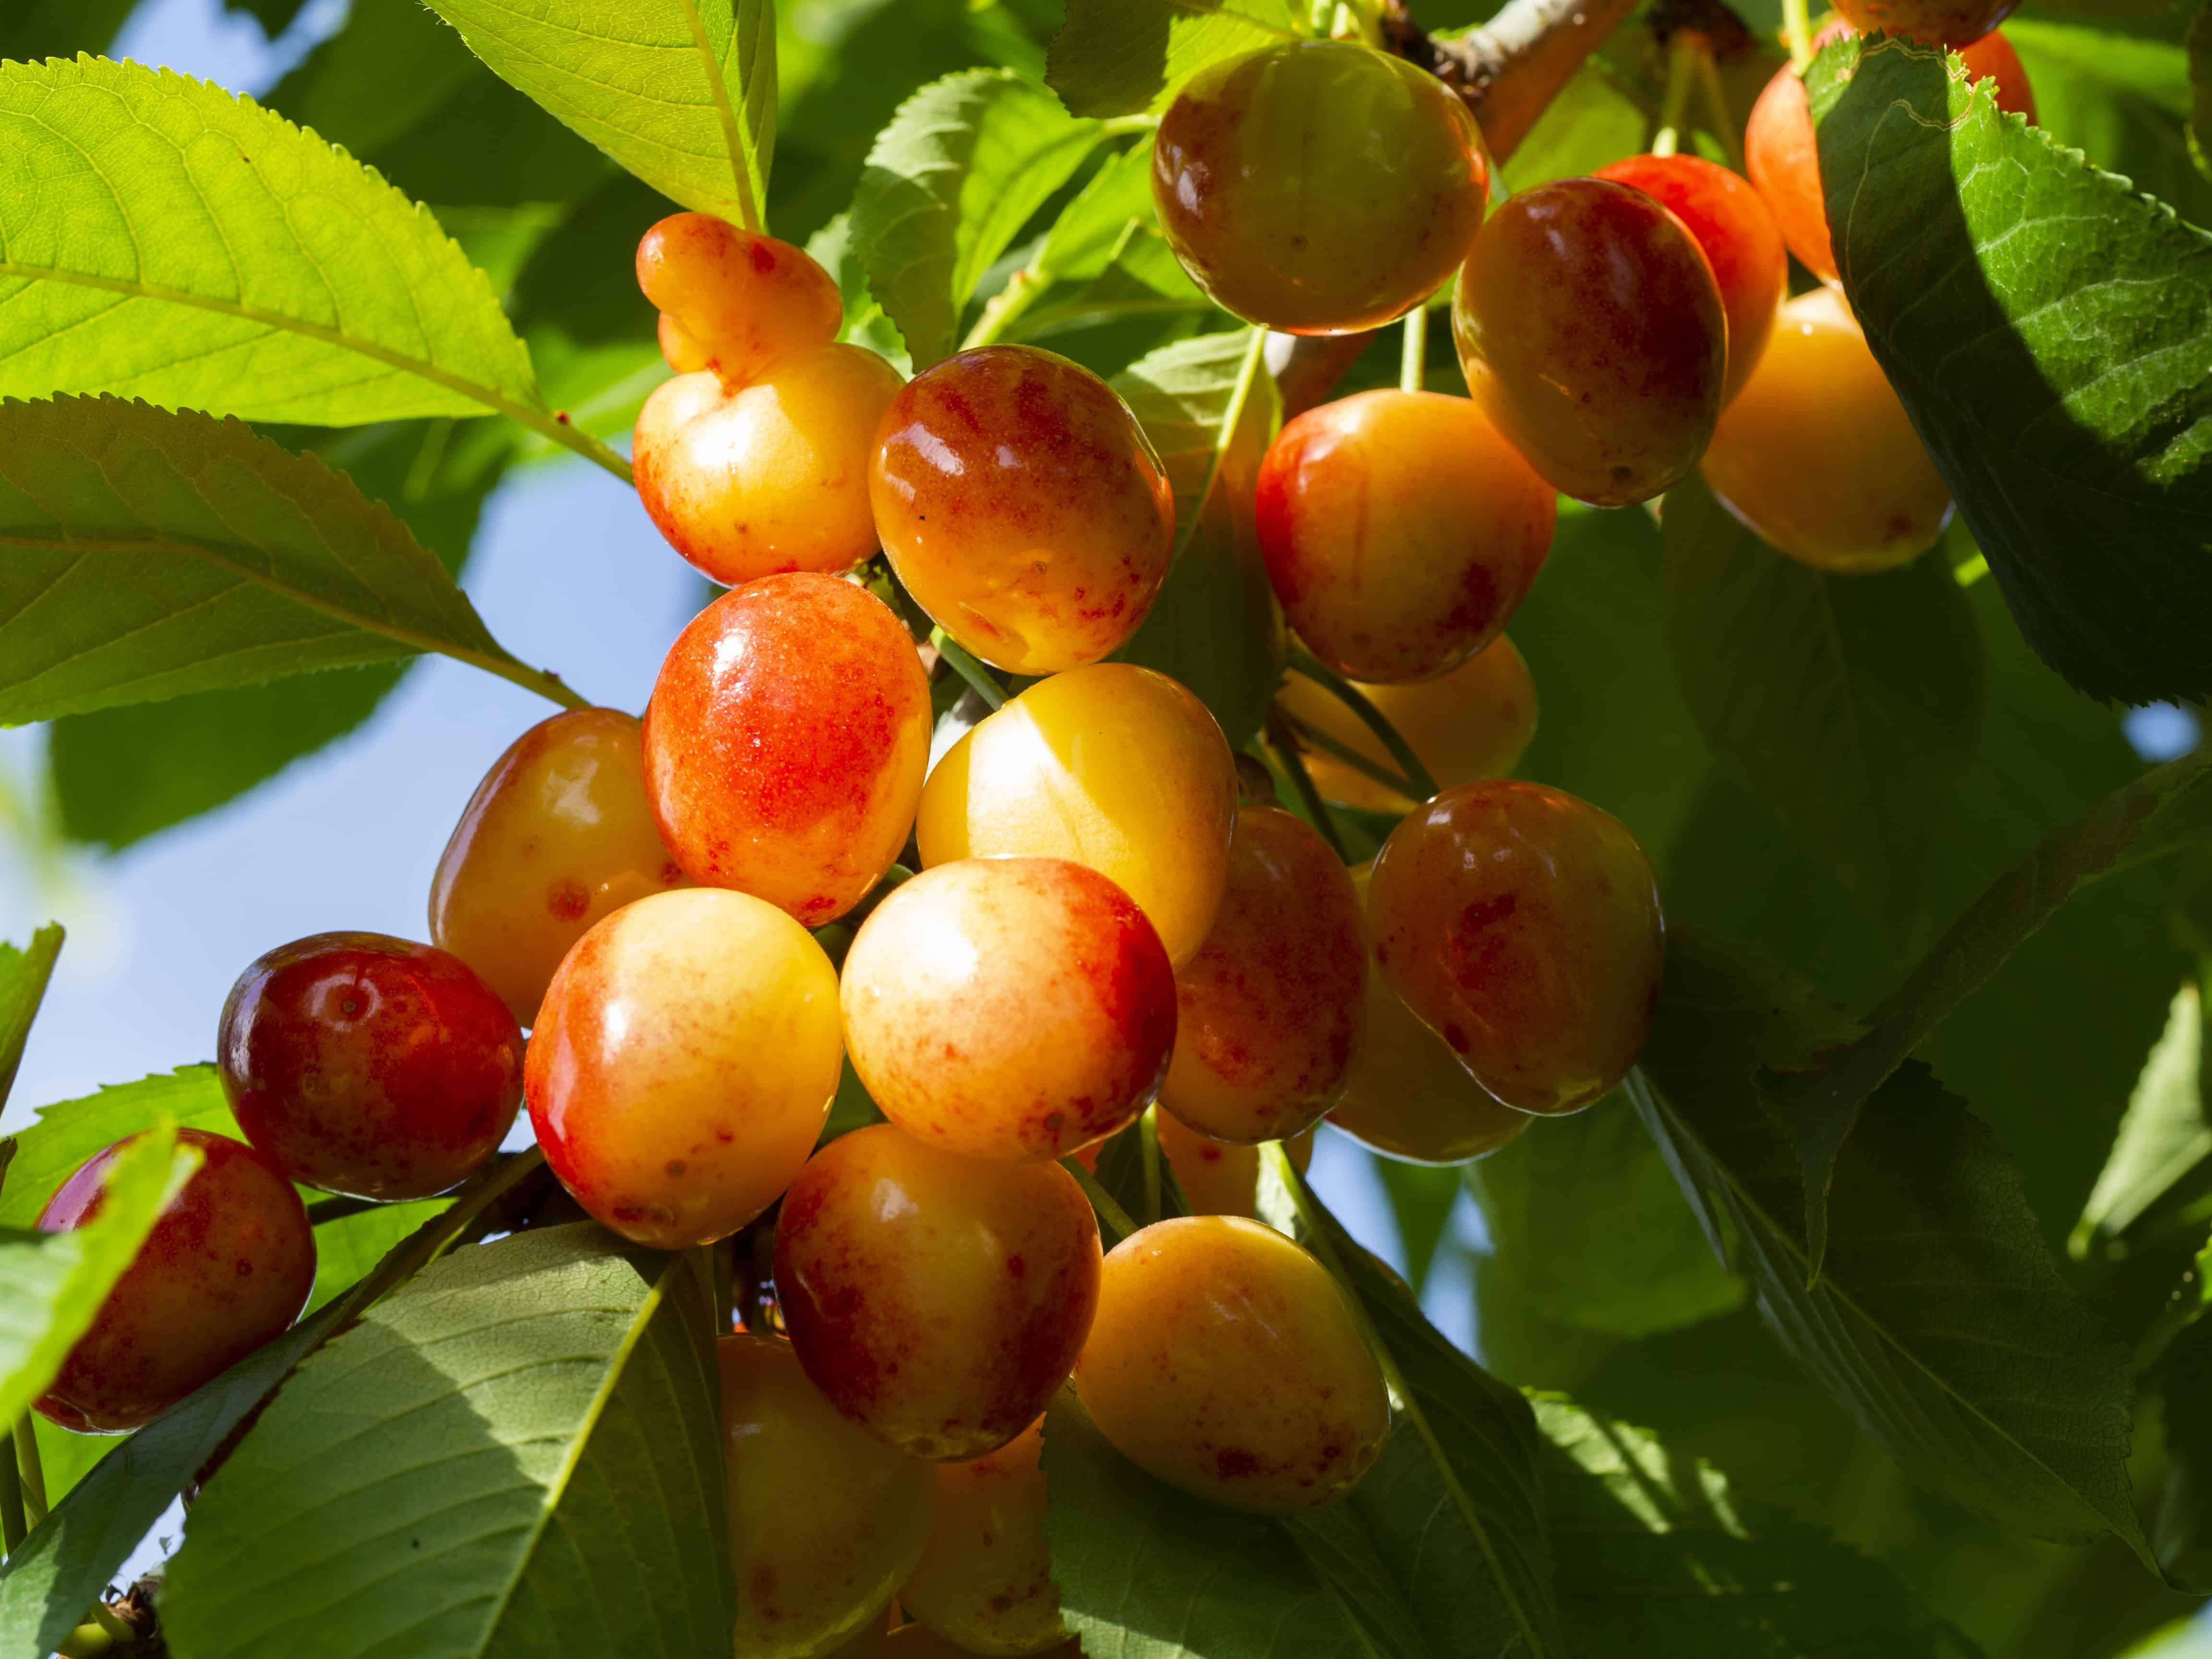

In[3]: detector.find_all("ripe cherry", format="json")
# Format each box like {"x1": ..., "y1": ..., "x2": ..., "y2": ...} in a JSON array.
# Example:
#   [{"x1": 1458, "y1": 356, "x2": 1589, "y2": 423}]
[
  {"x1": 871, "y1": 346, "x2": 1174, "y2": 675},
  {"x1": 1700, "y1": 286, "x2": 1952, "y2": 572},
  {"x1": 1832, "y1": 0, "x2": 2018, "y2": 48},
  {"x1": 918, "y1": 663, "x2": 1238, "y2": 967},
  {"x1": 1452, "y1": 177, "x2": 1726, "y2": 506},
  {"x1": 775, "y1": 1124, "x2": 1102, "y2": 1461},
  {"x1": 36, "y1": 1129, "x2": 314, "y2": 1432},
  {"x1": 1592, "y1": 154, "x2": 1787, "y2": 406},
  {"x1": 525, "y1": 888, "x2": 842, "y2": 1249},
  {"x1": 1074, "y1": 1215, "x2": 1388, "y2": 1513},
  {"x1": 1153, "y1": 40, "x2": 1488, "y2": 335},
  {"x1": 718, "y1": 1334, "x2": 934, "y2": 1659},
  {"x1": 898, "y1": 1418, "x2": 1068, "y2": 1656},
  {"x1": 841, "y1": 858, "x2": 1178, "y2": 1162},
  {"x1": 218, "y1": 932, "x2": 523, "y2": 1200},
  {"x1": 1158, "y1": 805, "x2": 1364, "y2": 1146},
  {"x1": 1274, "y1": 637, "x2": 1537, "y2": 816},
  {"x1": 1255, "y1": 390, "x2": 1554, "y2": 683},
  {"x1": 636, "y1": 212, "x2": 842, "y2": 388},
  {"x1": 1154, "y1": 1115, "x2": 1314, "y2": 1220},
  {"x1": 644, "y1": 574, "x2": 931, "y2": 927},
  {"x1": 1369, "y1": 781, "x2": 1663, "y2": 1116}
]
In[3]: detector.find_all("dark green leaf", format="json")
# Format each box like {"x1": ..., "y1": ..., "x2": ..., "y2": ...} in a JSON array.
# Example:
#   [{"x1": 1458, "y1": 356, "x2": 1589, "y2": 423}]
[
  {"x1": 2194, "y1": 6, "x2": 2212, "y2": 185},
  {"x1": 0, "y1": 924, "x2": 62, "y2": 1111},
  {"x1": 0, "y1": 1069, "x2": 238, "y2": 1232},
  {"x1": 1811, "y1": 36, "x2": 2212, "y2": 703},
  {"x1": 306, "y1": 1198, "x2": 452, "y2": 1315},
  {"x1": 0, "y1": 0, "x2": 135, "y2": 61},
  {"x1": 1369, "y1": 1160, "x2": 1459, "y2": 1295},
  {"x1": 2075, "y1": 983, "x2": 2207, "y2": 1258},
  {"x1": 2155, "y1": 1297, "x2": 2212, "y2": 1587},
  {"x1": 1046, "y1": 0, "x2": 1301, "y2": 119}
]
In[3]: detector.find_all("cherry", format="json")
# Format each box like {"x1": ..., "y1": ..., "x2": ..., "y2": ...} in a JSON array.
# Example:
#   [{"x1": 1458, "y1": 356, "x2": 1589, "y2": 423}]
[
  {"x1": 1153, "y1": 40, "x2": 1488, "y2": 335},
  {"x1": 429, "y1": 707, "x2": 686, "y2": 1028},
  {"x1": 643, "y1": 573, "x2": 931, "y2": 927},
  {"x1": 841, "y1": 858, "x2": 1178, "y2": 1162},
  {"x1": 1369, "y1": 781, "x2": 1663, "y2": 1116},
  {"x1": 1255, "y1": 390, "x2": 1554, "y2": 683},
  {"x1": 525, "y1": 888, "x2": 842, "y2": 1249},
  {"x1": 635, "y1": 212, "x2": 842, "y2": 388},
  {"x1": 218, "y1": 932, "x2": 522, "y2": 1200},
  {"x1": 1452, "y1": 177, "x2": 1726, "y2": 507},
  {"x1": 870, "y1": 346, "x2": 1175, "y2": 675},
  {"x1": 1700, "y1": 286, "x2": 1952, "y2": 572},
  {"x1": 1074, "y1": 1215, "x2": 1388, "y2": 1513},
  {"x1": 36, "y1": 1129, "x2": 314, "y2": 1432},
  {"x1": 1832, "y1": 0, "x2": 2018, "y2": 48},
  {"x1": 718, "y1": 1333, "x2": 934, "y2": 1659},
  {"x1": 1152, "y1": 1114, "x2": 1314, "y2": 1220},
  {"x1": 1593, "y1": 154, "x2": 1788, "y2": 406},
  {"x1": 917, "y1": 663, "x2": 1238, "y2": 967},
  {"x1": 898, "y1": 1418, "x2": 1068, "y2": 1656},
  {"x1": 774, "y1": 1123, "x2": 1102, "y2": 1461},
  {"x1": 1158, "y1": 805, "x2": 1365, "y2": 1146}
]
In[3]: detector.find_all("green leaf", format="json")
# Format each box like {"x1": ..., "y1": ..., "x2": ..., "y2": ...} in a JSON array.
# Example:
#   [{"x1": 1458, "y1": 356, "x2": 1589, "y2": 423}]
[
  {"x1": 853, "y1": 69, "x2": 1106, "y2": 368},
  {"x1": 160, "y1": 1224, "x2": 733, "y2": 1659},
  {"x1": 1046, "y1": 0, "x2": 1301, "y2": 119},
  {"x1": 2004, "y1": 20, "x2": 2212, "y2": 228},
  {"x1": 307, "y1": 1197, "x2": 453, "y2": 1315},
  {"x1": 1112, "y1": 328, "x2": 1285, "y2": 747},
  {"x1": 2075, "y1": 982, "x2": 2208, "y2": 1257},
  {"x1": 0, "y1": 1069, "x2": 238, "y2": 1232},
  {"x1": 0, "y1": 1126, "x2": 189, "y2": 1436},
  {"x1": 2194, "y1": 6, "x2": 2212, "y2": 185},
  {"x1": 1369, "y1": 1160, "x2": 1459, "y2": 1295},
  {"x1": 1633, "y1": 930, "x2": 2151, "y2": 1559},
  {"x1": 1663, "y1": 475, "x2": 1983, "y2": 942},
  {"x1": 421, "y1": 0, "x2": 775, "y2": 230},
  {"x1": 2154, "y1": 1301, "x2": 2212, "y2": 1587},
  {"x1": 1500, "y1": 63, "x2": 1647, "y2": 192},
  {"x1": 0, "y1": 396, "x2": 558, "y2": 726},
  {"x1": 807, "y1": 213, "x2": 914, "y2": 374},
  {"x1": 0, "y1": 924, "x2": 63, "y2": 1111},
  {"x1": 0, "y1": 0, "x2": 136, "y2": 67},
  {"x1": 1810, "y1": 36, "x2": 2212, "y2": 704},
  {"x1": 0, "y1": 56, "x2": 547, "y2": 431}
]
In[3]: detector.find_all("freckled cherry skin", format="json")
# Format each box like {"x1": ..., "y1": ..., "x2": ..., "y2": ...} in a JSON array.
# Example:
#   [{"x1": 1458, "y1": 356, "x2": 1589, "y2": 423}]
[
  {"x1": 429, "y1": 708, "x2": 686, "y2": 1027},
  {"x1": 1255, "y1": 390, "x2": 1554, "y2": 684},
  {"x1": 525, "y1": 888, "x2": 842, "y2": 1249},
  {"x1": 1153, "y1": 40, "x2": 1489, "y2": 335},
  {"x1": 1747, "y1": 26, "x2": 2033, "y2": 286},
  {"x1": 634, "y1": 345, "x2": 905, "y2": 587},
  {"x1": 774, "y1": 1124, "x2": 1103, "y2": 1461},
  {"x1": 899, "y1": 1418, "x2": 1068, "y2": 1656},
  {"x1": 1151, "y1": 1116, "x2": 1314, "y2": 1220},
  {"x1": 717, "y1": 1334, "x2": 934, "y2": 1659},
  {"x1": 1275, "y1": 636, "x2": 1536, "y2": 815},
  {"x1": 1453, "y1": 178, "x2": 1726, "y2": 508},
  {"x1": 1701, "y1": 287, "x2": 1952, "y2": 573},
  {"x1": 218, "y1": 932, "x2": 523, "y2": 1200},
  {"x1": 1593, "y1": 155, "x2": 1787, "y2": 407},
  {"x1": 870, "y1": 345, "x2": 1175, "y2": 675},
  {"x1": 917, "y1": 664, "x2": 1237, "y2": 967},
  {"x1": 1833, "y1": 0, "x2": 2017, "y2": 47},
  {"x1": 36, "y1": 1130, "x2": 314, "y2": 1432},
  {"x1": 1370, "y1": 781, "x2": 1663, "y2": 1116},
  {"x1": 1326, "y1": 865, "x2": 1530, "y2": 1164},
  {"x1": 841, "y1": 858, "x2": 1178, "y2": 1162},
  {"x1": 643, "y1": 574, "x2": 931, "y2": 927},
  {"x1": 1158, "y1": 806, "x2": 1364, "y2": 1146},
  {"x1": 1074, "y1": 1215, "x2": 1388, "y2": 1513},
  {"x1": 636, "y1": 213, "x2": 842, "y2": 387}
]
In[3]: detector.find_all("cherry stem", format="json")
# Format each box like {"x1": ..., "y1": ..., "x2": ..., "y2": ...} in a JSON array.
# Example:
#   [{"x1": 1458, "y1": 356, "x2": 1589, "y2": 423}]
[
  {"x1": 1060, "y1": 1155, "x2": 1139, "y2": 1244},
  {"x1": 1263, "y1": 710, "x2": 1356, "y2": 866},
  {"x1": 1285, "y1": 644, "x2": 1441, "y2": 800},
  {"x1": 930, "y1": 627, "x2": 1009, "y2": 710},
  {"x1": 1274, "y1": 706, "x2": 1421, "y2": 801},
  {"x1": 1694, "y1": 42, "x2": 1744, "y2": 169},
  {"x1": 1139, "y1": 1106, "x2": 1164, "y2": 1226},
  {"x1": 0, "y1": 1430, "x2": 24, "y2": 1556},
  {"x1": 1783, "y1": 0, "x2": 1815, "y2": 69},
  {"x1": 12, "y1": 1418, "x2": 45, "y2": 1528},
  {"x1": 1398, "y1": 303, "x2": 1428, "y2": 394},
  {"x1": 1652, "y1": 31, "x2": 1700, "y2": 157}
]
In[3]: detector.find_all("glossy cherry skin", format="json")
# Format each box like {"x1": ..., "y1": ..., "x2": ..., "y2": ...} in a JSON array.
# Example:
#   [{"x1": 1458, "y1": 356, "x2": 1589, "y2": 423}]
[
  {"x1": 1275, "y1": 636, "x2": 1536, "y2": 816},
  {"x1": 1746, "y1": 25, "x2": 2034, "y2": 285},
  {"x1": 1326, "y1": 865, "x2": 1530, "y2": 1164},
  {"x1": 1158, "y1": 806, "x2": 1364, "y2": 1146},
  {"x1": 775, "y1": 1124, "x2": 1102, "y2": 1461},
  {"x1": 917, "y1": 663, "x2": 1238, "y2": 967},
  {"x1": 1154, "y1": 1116, "x2": 1314, "y2": 1219},
  {"x1": 870, "y1": 346, "x2": 1174, "y2": 675},
  {"x1": 637, "y1": 213, "x2": 842, "y2": 387},
  {"x1": 1593, "y1": 155, "x2": 1787, "y2": 407},
  {"x1": 1833, "y1": 0, "x2": 2018, "y2": 47},
  {"x1": 430, "y1": 708, "x2": 686, "y2": 1027},
  {"x1": 1370, "y1": 781, "x2": 1663, "y2": 1116},
  {"x1": 218, "y1": 932, "x2": 523, "y2": 1200},
  {"x1": 634, "y1": 345, "x2": 904, "y2": 588},
  {"x1": 841, "y1": 858, "x2": 1178, "y2": 1162},
  {"x1": 718, "y1": 1334, "x2": 934, "y2": 1659},
  {"x1": 1700, "y1": 287, "x2": 1952, "y2": 572},
  {"x1": 899, "y1": 1418, "x2": 1068, "y2": 1656},
  {"x1": 1074, "y1": 1215, "x2": 1388, "y2": 1513},
  {"x1": 36, "y1": 1129, "x2": 315, "y2": 1432},
  {"x1": 1255, "y1": 390, "x2": 1554, "y2": 683},
  {"x1": 643, "y1": 574, "x2": 931, "y2": 927},
  {"x1": 1454, "y1": 178, "x2": 1725, "y2": 507},
  {"x1": 525, "y1": 888, "x2": 842, "y2": 1249},
  {"x1": 1153, "y1": 40, "x2": 1488, "y2": 335}
]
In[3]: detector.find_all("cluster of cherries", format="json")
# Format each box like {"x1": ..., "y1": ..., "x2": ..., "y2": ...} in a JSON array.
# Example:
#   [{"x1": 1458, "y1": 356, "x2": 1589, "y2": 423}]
[{"x1": 19, "y1": 5, "x2": 2015, "y2": 1651}]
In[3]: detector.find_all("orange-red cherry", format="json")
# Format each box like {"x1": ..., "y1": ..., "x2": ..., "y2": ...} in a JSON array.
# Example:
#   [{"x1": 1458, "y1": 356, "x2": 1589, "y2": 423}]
[{"x1": 636, "y1": 212, "x2": 842, "y2": 386}]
